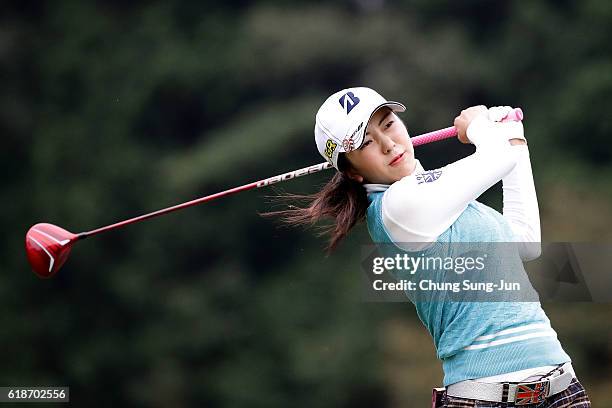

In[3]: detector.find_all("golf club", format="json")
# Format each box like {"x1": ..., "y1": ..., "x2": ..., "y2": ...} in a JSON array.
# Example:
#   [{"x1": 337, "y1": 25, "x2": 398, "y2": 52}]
[{"x1": 25, "y1": 108, "x2": 523, "y2": 278}]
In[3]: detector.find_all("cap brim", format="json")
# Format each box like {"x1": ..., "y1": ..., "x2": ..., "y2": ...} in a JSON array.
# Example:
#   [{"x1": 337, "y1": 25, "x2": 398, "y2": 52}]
[{"x1": 356, "y1": 101, "x2": 406, "y2": 149}]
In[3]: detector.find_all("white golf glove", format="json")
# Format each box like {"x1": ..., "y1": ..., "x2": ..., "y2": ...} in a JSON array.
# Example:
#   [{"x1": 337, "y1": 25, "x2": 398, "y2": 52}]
[
  {"x1": 487, "y1": 106, "x2": 513, "y2": 122},
  {"x1": 467, "y1": 106, "x2": 525, "y2": 144}
]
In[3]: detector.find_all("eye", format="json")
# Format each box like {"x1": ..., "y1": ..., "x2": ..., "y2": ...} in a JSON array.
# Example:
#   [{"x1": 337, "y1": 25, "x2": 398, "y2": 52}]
[{"x1": 385, "y1": 120, "x2": 394, "y2": 129}]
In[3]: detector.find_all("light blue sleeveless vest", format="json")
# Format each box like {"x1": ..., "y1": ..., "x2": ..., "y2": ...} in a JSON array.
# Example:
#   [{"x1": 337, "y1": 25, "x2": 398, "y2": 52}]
[{"x1": 367, "y1": 192, "x2": 570, "y2": 386}]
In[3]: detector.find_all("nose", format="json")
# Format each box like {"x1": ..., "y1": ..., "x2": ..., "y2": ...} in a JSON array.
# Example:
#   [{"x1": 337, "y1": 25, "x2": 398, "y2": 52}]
[{"x1": 380, "y1": 135, "x2": 395, "y2": 153}]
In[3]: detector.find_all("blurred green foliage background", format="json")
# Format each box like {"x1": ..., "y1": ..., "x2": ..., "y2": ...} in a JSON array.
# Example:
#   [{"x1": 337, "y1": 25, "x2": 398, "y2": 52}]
[{"x1": 2, "y1": 0, "x2": 611, "y2": 406}]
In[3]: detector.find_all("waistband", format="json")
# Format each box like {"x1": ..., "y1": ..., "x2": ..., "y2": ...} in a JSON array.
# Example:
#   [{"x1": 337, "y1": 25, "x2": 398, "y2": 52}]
[{"x1": 445, "y1": 362, "x2": 574, "y2": 404}]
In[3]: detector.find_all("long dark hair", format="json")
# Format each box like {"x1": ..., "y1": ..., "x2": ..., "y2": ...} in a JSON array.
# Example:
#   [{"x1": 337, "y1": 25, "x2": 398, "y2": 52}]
[{"x1": 262, "y1": 154, "x2": 369, "y2": 252}]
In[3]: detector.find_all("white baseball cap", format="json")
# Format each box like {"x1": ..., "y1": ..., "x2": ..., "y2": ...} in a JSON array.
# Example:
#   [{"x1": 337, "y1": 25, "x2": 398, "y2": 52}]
[{"x1": 314, "y1": 87, "x2": 405, "y2": 170}]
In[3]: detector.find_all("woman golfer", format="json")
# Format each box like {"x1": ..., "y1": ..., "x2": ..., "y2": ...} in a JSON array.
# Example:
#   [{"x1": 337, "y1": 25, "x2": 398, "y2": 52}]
[{"x1": 274, "y1": 87, "x2": 591, "y2": 407}]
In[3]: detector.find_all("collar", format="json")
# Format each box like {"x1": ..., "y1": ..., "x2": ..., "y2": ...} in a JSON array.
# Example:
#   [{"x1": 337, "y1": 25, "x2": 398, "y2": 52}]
[{"x1": 363, "y1": 159, "x2": 425, "y2": 195}]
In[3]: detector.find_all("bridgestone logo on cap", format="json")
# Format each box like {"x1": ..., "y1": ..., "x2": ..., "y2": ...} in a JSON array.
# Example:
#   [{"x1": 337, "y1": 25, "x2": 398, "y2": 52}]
[{"x1": 338, "y1": 91, "x2": 360, "y2": 114}]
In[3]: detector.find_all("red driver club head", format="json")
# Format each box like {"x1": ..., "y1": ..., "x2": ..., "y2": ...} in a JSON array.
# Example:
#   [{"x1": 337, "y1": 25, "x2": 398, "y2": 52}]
[{"x1": 25, "y1": 223, "x2": 78, "y2": 278}]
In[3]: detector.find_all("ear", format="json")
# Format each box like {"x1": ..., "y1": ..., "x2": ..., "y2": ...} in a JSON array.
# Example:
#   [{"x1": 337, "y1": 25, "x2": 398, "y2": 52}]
[{"x1": 345, "y1": 168, "x2": 365, "y2": 183}]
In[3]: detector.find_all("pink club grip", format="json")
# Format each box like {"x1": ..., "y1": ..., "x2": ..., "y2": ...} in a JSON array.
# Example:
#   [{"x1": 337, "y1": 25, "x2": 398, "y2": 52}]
[{"x1": 411, "y1": 108, "x2": 524, "y2": 147}]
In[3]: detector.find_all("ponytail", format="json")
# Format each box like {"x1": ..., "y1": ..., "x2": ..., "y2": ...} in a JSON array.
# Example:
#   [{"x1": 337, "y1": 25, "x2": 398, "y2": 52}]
[{"x1": 262, "y1": 158, "x2": 369, "y2": 252}]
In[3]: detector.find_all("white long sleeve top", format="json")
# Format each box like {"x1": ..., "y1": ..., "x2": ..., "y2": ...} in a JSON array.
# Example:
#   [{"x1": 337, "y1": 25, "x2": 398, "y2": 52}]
[{"x1": 364, "y1": 116, "x2": 541, "y2": 260}]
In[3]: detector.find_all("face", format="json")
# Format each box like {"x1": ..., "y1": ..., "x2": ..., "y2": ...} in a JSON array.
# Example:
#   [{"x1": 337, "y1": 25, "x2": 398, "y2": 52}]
[{"x1": 344, "y1": 107, "x2": 416, "y2": 184}]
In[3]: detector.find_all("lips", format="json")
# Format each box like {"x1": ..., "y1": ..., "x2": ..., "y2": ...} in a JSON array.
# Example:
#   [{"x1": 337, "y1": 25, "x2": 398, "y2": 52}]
[{"x1": 389, "y1": 152, "x2": 405, "y2": 166}]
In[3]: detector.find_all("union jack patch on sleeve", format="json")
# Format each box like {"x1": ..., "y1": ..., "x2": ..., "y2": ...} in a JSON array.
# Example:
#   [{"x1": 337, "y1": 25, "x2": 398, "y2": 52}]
[{"x1": 416, "y1": 170, "x2": 443, "y2": 184}]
